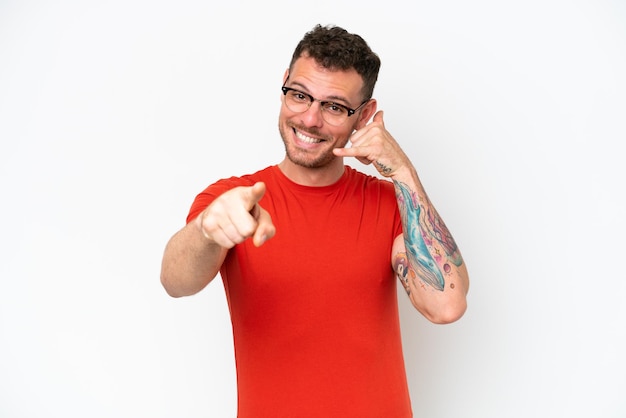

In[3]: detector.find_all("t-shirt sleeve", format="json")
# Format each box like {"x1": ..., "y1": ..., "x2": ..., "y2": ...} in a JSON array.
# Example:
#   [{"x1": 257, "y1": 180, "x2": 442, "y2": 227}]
[
  {"x1": 186, "y1": 176, "x2": 255, "y2": 224},
  {"x1": 389, "y1": 184, "x2": 403, "y2": 239},
  {"x1": 374, "y1": 176, "x2": 404, "y2": 241},
  {"x1": 393, "y1": 208, "x2": 403, "y2": 239}
]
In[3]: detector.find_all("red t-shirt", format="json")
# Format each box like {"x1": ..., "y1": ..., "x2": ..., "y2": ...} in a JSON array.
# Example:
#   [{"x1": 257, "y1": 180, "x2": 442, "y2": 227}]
[{"x1": 188, "y1": 165, "x2": 412, "y2": 418}]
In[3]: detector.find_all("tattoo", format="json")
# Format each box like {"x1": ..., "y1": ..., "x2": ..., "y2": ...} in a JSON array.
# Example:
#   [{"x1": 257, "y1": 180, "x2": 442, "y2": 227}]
[
  {"x1": 393, "y1": 252, "x2": 413, "y2": 295},
  {"x1": 424, "y1": 206, "x2": 463, "y2": 266},
  {"x1": 394, "y1": 180, "x2": 445, "y2": 291},
  {"x1": 375, "y1": 161, "x2": 392, "y2": 175}
]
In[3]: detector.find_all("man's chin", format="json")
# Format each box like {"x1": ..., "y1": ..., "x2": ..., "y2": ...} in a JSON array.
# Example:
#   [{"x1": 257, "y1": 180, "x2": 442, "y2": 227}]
[{"x1": 285, "y1": 149, "x2": 335, "y2": 169}]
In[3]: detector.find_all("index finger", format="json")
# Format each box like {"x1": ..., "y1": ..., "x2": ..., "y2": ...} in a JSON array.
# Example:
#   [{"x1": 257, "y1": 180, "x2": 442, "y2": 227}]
[{"x1": 242, "y1": 182, "x2": 267, "y2": 211}]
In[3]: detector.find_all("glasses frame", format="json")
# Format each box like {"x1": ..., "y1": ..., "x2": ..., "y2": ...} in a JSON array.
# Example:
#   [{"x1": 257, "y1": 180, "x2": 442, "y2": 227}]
[{"x1": 281, "y1": 83, "x2": 370, "y2": 124}]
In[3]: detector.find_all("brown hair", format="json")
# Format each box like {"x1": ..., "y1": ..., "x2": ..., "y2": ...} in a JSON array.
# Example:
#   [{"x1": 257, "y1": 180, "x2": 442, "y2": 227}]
[{"x1": 289, "y1": 24, "x2": 381, "y2": 101}]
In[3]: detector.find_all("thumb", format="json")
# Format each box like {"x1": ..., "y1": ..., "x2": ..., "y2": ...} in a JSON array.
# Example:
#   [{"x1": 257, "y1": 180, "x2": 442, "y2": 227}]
[
  {"x1": 252, "y1": 207, "x2": 276, "y2": 247},
  {"x1": 373, "y1": 110, "x2": 384, "y2": 125}
]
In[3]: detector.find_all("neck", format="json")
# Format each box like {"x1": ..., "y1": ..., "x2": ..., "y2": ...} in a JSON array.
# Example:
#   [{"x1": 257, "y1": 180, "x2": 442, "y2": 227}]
[{"x1": 278, "y1": 157, "x2": 345, "y2": 187}]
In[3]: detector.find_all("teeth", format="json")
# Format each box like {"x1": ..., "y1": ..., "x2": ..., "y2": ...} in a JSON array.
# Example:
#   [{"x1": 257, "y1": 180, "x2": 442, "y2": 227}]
[{"x1": 296, "y1": 130, "x2": 321, "y2": 144}]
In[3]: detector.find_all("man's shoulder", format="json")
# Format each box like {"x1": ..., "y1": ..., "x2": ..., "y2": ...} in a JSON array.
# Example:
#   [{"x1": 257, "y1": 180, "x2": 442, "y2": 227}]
[
  {"x1": 344, "y1": 165, "x2": 395, "y2": 191},
  {"x1": 211, "y1": 165, "x2": 276, "y2": 187},
  {"x1": 185, "y1": 166, "x2": 275, "y2": 223}
]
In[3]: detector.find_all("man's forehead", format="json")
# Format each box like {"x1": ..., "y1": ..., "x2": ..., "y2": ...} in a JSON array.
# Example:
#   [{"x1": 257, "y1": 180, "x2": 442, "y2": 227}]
[{"x1": 288, "y1": 56, "x2": 364, "y2": 99}]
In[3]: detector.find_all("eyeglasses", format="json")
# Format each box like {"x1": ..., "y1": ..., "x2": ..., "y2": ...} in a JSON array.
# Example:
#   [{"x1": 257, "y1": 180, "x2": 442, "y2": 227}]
[{"x1": 281, "y1": 84, "x2": 369, "y2": 126}]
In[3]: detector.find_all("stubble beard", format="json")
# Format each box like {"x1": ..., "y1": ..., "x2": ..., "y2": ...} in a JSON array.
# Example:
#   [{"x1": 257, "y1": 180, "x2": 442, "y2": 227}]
[{"x1": 279, "y1": 121, "x2": 341, "y2": 169}]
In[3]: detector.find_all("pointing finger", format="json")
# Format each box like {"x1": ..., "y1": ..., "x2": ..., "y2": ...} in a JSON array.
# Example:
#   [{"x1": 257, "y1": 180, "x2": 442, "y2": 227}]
[{"x1": 244, "y1": 182, "x2": 267, "y2": 211}]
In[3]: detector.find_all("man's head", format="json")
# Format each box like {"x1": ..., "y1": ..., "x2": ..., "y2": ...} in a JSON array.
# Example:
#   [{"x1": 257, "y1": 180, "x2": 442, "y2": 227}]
[
  {"x1": 288, "y1": 24, "x2": 381, "y2": 102},
  {"x1": 278, "y1": 25, "x2": 380, "y2": 176}
]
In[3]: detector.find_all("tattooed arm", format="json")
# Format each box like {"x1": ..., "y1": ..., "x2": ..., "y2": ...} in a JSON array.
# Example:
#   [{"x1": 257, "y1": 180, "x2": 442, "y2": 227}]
[
  {"x1": 390, "y1": 171, "x2": 469, "y2": 323},
  {"x1": 334, "y1": 110, "x2": 469, "y2": 323}
]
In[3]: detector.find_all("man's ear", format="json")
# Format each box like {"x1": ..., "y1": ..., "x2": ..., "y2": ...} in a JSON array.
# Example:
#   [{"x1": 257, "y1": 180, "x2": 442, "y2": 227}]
[
  {"x1": 282, "y1": 69, "x2": 289, "y2": 84},
  {"x1": 356, "y1": 99, "x2": 377, "y2": 129}
]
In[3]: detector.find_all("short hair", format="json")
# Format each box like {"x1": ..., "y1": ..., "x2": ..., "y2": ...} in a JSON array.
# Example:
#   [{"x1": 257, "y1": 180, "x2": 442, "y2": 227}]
[{"x1": 289, "y1": 24, "x2": 381, "y2": 101}]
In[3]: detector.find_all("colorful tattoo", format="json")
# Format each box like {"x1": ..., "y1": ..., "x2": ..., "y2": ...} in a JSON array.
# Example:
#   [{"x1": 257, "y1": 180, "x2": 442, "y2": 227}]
[
  {"x1": 393, "y1": 252, "x2": 413, "y2": 295},
  {"x1": 394, "y1": 180, "x2": 445, "y2": 291},
  {"x1": 424, "y1": 206, "x2": 463, "y2": 266}
]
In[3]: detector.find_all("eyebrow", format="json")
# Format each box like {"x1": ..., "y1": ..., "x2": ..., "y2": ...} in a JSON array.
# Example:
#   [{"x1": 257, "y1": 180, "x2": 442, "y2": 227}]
[{"x1": 288, "y1": 81, "x2": 353, "y2": 107}]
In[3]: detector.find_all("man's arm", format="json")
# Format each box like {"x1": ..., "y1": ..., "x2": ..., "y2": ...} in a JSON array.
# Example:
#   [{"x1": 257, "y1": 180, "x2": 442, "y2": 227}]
[
  {"x1": 160, "y1": 220, "x2": 229, "y2": 297},
  {"x1": 160, "y1": 182, "x2": 275, "y2": 297},
  {"x1": 334, "y1": 111, "x2": 469, "y2": 323},
  {"x1": 390, "y1": 168, "x2": 469, "y2": 324}
]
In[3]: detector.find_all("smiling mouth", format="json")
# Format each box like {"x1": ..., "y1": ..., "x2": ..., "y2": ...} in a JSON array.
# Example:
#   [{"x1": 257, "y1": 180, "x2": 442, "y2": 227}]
[{"x1": 294, "y1": 128, "x2": 324, "y2": 144}]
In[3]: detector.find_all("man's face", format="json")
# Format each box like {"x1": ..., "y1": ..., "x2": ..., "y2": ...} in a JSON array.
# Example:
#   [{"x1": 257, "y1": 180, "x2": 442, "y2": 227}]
[{"x1": 278, "y1": 55, "x2": 369, "y2": 169}]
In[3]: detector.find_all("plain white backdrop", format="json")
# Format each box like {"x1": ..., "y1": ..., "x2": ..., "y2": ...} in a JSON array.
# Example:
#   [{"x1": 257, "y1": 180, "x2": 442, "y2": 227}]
[{"x1": 1, "y1": 0, "x2": 625, "y2": 417}]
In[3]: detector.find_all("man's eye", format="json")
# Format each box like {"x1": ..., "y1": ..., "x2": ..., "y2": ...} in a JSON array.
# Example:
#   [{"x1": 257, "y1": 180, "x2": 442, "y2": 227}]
[
  {"x1": 324, "y1": 103, "x2": 347, "y2": 115},
  {"x1": 291, "y1": 92, "x2": 308, "y2": 102}
]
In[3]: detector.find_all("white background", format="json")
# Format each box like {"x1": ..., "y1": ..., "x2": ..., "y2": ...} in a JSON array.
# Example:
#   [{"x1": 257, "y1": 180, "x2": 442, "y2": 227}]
[{"x1": 1, "y1": 1, "x2": 625, "y2": 417}]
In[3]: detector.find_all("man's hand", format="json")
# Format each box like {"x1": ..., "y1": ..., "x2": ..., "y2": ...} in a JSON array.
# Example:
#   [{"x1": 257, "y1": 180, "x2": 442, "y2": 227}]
[
  {"x1": 333, "y1": 110, "x2": 410, "y2": 178},
  {"x1": 196, "y1": 182, "x2": 276, "y2": 248}
]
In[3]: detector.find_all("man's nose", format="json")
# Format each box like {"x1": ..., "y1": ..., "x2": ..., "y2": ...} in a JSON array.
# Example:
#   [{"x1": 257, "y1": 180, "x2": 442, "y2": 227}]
[{"x1": 299, "y1": 100, "x2": 325, "y2": 127}]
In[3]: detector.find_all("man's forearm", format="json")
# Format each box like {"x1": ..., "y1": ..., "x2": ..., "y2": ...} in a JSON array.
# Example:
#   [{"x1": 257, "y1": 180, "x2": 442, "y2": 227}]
[
  {"x1": 391, "y1": 166, "x2": 469, "y2": 322},
  {"x1": 160, "y1": 221, "x2": 227, "y2": 297},
  {"x1": 394, "y1": 178, "x2": 447, "y2": 291}
]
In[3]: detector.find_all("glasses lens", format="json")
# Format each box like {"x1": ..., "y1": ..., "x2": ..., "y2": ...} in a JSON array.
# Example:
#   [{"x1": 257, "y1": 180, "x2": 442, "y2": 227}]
[
  {"x1": 282, "y1": 87, "x2": 350, "y2": 126},
  {"x1": 284, "y1": 89, "x2": 309, "y2": 113},
  {"x1": 320, "y1": 103, "x2": 348, "y2": 126}
]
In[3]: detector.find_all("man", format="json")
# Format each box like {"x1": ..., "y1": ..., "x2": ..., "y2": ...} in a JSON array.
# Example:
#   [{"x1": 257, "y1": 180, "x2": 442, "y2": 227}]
[{"x1": 161, "y1": 24, "x2": 469, "y2": 418}]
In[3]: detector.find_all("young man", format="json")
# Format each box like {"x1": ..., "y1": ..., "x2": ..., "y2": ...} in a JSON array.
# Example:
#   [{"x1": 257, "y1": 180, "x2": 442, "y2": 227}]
[{"x1": 161, "y1": 24, "x2": 469, "y2": 418}]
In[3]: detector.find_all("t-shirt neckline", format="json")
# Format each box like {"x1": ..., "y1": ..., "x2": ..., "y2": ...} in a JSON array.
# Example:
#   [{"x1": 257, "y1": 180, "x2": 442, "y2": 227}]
[{"x1": 271, "y1": 165, "x2": 352, "y2": 194}]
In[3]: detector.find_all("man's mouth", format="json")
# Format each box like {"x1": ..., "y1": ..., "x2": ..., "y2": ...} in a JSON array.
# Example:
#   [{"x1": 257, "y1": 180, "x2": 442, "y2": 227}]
[{"x1": 294, "y1": 128, "x2": 323, "y2": 144}]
